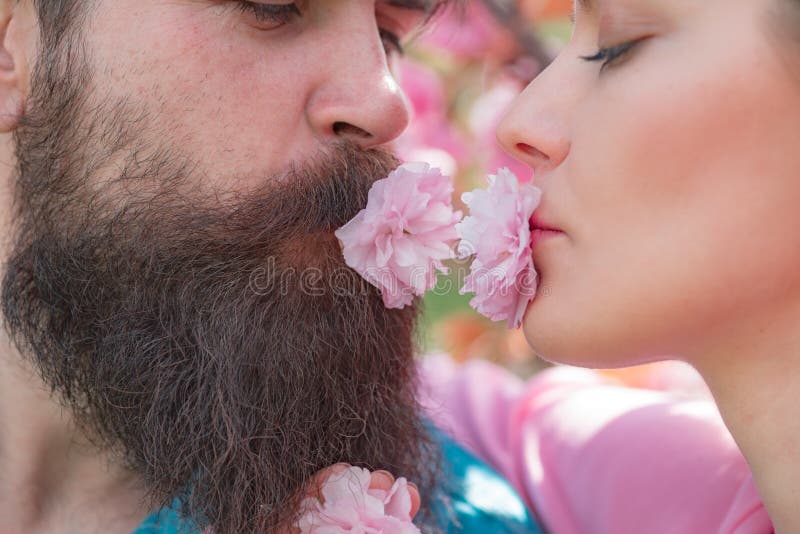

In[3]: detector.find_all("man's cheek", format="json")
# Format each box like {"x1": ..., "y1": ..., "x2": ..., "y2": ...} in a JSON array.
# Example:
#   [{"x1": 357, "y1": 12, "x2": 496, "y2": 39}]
[{"x1": 87, "y1": 4, "x2": 303, "y2": 185}]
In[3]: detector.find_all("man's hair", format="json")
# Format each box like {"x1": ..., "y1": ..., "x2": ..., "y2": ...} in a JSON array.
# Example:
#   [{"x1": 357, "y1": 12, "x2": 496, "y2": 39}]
[
  {"x1": 761, "y1": 0, "x2": 800, "y2": 81},
  {"x1": 31, "y1": 0, "x2": 87, "y2": 45}
]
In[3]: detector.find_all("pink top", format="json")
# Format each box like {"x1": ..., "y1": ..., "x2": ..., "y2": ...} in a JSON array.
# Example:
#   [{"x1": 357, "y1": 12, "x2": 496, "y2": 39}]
[{"x1": 418, "y1": 353, "x2": 774, "y2": 534}]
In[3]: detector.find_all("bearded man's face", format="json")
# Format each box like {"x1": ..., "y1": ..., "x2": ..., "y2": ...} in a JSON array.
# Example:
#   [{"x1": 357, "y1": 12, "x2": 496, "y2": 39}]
[{"x1": 0, "y1": 2, "x2": 440, "y2": 532}]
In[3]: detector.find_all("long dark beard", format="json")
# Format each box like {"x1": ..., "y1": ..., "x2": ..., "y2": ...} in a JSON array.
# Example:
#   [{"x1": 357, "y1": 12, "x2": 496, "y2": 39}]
[{"x1": 2, "y1": 34, "x2": 437, "y2": 533}]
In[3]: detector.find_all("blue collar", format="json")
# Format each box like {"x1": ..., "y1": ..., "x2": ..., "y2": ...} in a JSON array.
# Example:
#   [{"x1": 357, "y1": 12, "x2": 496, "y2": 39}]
[{"x1": 133, "y1": 425, "x2": 543, "y2": 533}]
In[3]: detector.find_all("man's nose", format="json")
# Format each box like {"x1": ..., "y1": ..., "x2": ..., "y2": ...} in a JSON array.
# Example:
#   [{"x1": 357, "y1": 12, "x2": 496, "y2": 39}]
[
  {"x1": 496, "y1": 56, "x2": 575, "y2": 178},
  {"x1": 306, "y1": 26, "x2": 411, "y2": 149}
]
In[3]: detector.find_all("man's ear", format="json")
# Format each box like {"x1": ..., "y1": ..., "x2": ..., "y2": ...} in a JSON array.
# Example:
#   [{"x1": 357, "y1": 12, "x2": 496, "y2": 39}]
[{"x1": 0, "y1": 1, "x2": 27, "y2": 133}]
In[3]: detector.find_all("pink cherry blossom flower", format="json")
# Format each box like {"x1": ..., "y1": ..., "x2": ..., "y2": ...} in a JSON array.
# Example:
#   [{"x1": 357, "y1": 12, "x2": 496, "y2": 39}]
[
  {"x1": 456, "y1": 168, "x2": 542, "y2": 329},
  {"x1": 295, "y1": 466, "x2": 421, "y2": 533},
  {"x1": 335, "y1": 162, "x2": 462, "y2": 309}
]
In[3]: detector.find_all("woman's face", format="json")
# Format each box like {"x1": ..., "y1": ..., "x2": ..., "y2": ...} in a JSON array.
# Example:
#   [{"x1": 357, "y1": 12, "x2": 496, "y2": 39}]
[{"x1": 498, "y1": 0, "x2": 800, "y2": 368}]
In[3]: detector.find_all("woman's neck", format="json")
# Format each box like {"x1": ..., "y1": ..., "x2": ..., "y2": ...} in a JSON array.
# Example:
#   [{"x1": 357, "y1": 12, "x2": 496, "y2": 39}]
[{"x1": 695, "y1": 304, "x2": 800, "y2": 533}]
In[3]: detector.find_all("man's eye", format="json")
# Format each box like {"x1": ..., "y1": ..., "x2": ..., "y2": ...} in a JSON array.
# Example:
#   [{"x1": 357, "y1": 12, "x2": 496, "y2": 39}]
[
  {"x1": 379, "y1": 29, "x2": 404, "y2": 57},
  {"x1": 234, "y1": 1, "x2": 301, "y2": 27}
]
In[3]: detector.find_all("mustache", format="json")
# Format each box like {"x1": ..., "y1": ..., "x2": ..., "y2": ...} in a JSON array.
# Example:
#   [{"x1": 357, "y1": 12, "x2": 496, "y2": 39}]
[{"x1": 220, "y1": 145, "x2": 398, "y2": 243}]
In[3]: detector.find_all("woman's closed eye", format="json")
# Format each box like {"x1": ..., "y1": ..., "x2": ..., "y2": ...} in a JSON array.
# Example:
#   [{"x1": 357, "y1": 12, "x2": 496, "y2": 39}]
[{"x1": 580, "y1": 39, "x2": 644, "y2": 72}]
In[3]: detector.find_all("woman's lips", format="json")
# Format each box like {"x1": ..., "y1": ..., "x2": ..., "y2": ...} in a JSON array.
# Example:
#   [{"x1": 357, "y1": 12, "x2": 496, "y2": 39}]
[
  {"x1": 529, "y1": 212, "x2": 565, "y2": 249},
  {"x1": 529, "y1": 213, "x2": 562, "y2": 233},
  {"x1": 531, "y1": 228, "x2": 564, "y2": 248}
]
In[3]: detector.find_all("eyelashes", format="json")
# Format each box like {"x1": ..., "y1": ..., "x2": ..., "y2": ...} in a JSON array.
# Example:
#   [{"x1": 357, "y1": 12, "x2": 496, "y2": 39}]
[
  {"x1": 233, "y1": 1, "x2": 404, "y2": 56},
  {"x1": 580, "y1": 39, "x2": 641, "y2": 71},
  {"x1": 379, "y1": 29, "x2": 404, "y2": 56},
  {"x1": 234, "y1": 1, "x2": 301, "y2": 25}
]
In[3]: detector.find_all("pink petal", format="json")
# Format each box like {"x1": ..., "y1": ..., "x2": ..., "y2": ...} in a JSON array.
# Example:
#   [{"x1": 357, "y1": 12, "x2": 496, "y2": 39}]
[
  {"x1": 336, "y1": 162, "x2": 462, "y2": 310},
  {"x1": 381, "y1": 478, "x2": 413, "y2": 520},
  {"x1": 457, "y1": 169, "x2": 543, "y2": 328},
  {"x1": 295, "y1": 466, "x2": 421, "y2": 533}
]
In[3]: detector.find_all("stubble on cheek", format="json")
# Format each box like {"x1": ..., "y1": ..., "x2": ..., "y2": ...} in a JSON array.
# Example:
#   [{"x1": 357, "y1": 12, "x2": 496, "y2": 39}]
[{"x1": 88, "y1": 1, "x2": 309, "y2": 189}]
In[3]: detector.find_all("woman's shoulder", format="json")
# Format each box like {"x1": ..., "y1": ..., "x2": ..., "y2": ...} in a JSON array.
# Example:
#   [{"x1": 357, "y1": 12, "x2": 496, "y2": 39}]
[{"x1": 417, "y1": 353, "x2": 774, "y2": 534}]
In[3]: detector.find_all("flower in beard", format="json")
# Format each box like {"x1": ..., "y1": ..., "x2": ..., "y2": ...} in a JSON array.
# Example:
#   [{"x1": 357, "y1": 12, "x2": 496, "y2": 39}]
[
  {"x1": 456, "y1": 168, "x2": 542, "y2": 329},
  {"x1": 335, "y1": 162, "x2": 462, "y2": 309},
  {"x1": 296, "y1": 466, "x2": 420, "y2": 533}
]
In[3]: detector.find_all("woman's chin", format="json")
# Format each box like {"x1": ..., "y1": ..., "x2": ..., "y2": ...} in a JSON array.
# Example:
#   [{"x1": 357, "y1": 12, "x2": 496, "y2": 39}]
[
  {"x1": 521, "y1": 302, "x2": 575, "y2": 365},
  {"x1": 522, "y1": 301, "x2": 657, "y2": 369}
]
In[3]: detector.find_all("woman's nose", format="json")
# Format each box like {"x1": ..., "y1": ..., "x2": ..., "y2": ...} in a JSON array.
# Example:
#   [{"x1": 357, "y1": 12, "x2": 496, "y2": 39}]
[{"x1": 496, "y1": 58, "x2": 574, "y2": 177}]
